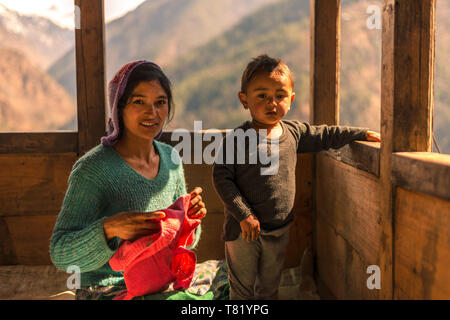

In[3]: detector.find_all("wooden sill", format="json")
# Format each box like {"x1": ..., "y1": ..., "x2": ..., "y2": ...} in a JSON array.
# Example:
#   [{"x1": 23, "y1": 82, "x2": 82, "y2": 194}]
[
  {"x1": 392, "y1": 152, "x2": 450, "y2": 201},
  {"x1": 322, "y1": 141, "x2": 381, "y2": 177}
]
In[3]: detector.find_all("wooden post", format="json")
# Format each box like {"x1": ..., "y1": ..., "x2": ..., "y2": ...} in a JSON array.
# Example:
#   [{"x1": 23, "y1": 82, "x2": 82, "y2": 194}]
[
  {"x1": 310, "y1": 0, "x2": 341, "y2": 298},
  {"x1": 380, "y1": 0, "x2": 436, "y2": 299},
  {"x1": 310, "y1": 0, "x2": 340, "y2": 126},
  {"x1": 74, "y1": 0, "x2": 106, "y2": 156}
]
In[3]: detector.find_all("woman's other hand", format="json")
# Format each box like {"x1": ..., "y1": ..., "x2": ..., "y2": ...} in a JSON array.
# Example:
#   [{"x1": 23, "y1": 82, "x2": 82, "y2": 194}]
[
  {"x1": 188, "y1": 187, "x2": 207, "y2": 219},
  {"x1": 103, "y1": 210, "x2": 165, "y2": 242}
]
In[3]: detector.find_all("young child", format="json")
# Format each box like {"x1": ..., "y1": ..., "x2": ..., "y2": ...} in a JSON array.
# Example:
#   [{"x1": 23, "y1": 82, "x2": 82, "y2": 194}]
[{"x1": 212, "y1": 54, "x2": 380, "y2": 300}]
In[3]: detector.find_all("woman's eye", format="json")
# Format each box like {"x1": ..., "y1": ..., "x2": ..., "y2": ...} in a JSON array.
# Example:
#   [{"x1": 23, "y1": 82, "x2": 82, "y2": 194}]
[
  {"x1": 133, "y1": 99, "x2": 144, "y2": 105},
  {"x1": 257, "y1": 94, "x2": 266, "y2": 99},
  {"x1": 156, "y1": 100, "x2": 167, "y2": 106}
]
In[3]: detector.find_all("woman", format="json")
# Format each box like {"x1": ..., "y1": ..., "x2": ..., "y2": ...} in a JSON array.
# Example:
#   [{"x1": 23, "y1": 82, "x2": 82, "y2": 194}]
[{"x1": 49, "y1": 61, "x2": 206, "y2": 299}]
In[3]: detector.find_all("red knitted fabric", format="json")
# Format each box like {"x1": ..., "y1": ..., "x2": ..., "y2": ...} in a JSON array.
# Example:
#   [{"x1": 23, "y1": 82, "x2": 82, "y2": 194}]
[{"x1": 109, "y1": 195, "x2": 200, "y2": 300}]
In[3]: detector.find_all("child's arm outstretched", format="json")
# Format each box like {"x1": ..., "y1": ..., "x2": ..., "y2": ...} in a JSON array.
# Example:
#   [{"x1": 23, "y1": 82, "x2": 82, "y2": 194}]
[{"x1": 291, "y1": 122, "x2": 380, "y2": 153}]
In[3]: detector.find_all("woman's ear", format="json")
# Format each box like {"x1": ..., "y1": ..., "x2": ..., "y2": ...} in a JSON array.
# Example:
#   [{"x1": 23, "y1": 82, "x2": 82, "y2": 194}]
[{"x1": 238, "y1": 92, "x2": 249, "y2": 109}]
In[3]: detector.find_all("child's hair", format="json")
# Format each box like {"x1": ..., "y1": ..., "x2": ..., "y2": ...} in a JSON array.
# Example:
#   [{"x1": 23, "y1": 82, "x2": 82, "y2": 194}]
[
  {"x1": 117, "y1": 63, "x2": 174, "y2": 139},
  {"x1": 240, "y1": 54, "x2": 294, "y2": 93}
]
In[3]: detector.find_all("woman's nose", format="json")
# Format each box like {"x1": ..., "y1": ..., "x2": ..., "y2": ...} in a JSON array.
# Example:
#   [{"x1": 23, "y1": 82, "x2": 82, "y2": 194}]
[{"x1": 145, "y1": 104, "x2": 158, "y2": 116}]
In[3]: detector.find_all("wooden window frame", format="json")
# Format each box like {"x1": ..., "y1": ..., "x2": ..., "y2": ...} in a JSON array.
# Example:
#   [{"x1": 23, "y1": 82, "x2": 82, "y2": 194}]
[{"x1": 0, "y1": 0, "x2": 106, "y2": 156}]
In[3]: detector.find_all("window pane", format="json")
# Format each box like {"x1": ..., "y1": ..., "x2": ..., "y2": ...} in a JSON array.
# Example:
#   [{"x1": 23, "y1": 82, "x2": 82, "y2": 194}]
[
  {"x1": 104, "y1": 0, "x2": 309, "y2": 130},
  {"x1": 434, "y1": 0, "x2": 450, "y2": 154},
  {"x1": 340, "y1": 0, "x2": 382, "y2": 132},
  {"x1": 0, "y1": 0, "x2": 77, "y2": 132}
]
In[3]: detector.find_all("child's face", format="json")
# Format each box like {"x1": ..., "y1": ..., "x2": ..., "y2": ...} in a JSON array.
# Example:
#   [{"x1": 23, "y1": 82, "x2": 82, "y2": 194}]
[
  {"x1": 121, "y1": 80, "x2": 169, "y2": 141},
  {"x1": 238, "y1": 72, "x2": 295, "y2": 127}
]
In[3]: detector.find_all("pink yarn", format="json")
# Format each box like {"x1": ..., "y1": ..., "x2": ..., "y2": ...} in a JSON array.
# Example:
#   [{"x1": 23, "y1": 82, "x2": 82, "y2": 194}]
[{"x1": 109, "y1": 195, "x2": 200, "y2": 300}]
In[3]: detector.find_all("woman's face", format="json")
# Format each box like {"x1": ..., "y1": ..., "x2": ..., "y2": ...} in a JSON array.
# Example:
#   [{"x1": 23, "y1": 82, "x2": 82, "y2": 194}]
[{"x1": 121, "y1": 80, "x2": 169, "y2": 141}]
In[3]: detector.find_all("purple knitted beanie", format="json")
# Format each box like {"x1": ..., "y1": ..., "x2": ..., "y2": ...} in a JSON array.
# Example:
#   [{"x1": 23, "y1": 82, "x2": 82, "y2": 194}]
[{"x1": 101, "y1": 60, "x2": 164, "y2": 146}]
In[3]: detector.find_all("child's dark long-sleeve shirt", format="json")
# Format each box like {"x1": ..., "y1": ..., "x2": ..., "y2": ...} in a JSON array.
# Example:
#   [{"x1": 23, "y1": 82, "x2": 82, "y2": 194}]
[{"x1": 212, "y1": 120, "x2": 368, "y2": 241}]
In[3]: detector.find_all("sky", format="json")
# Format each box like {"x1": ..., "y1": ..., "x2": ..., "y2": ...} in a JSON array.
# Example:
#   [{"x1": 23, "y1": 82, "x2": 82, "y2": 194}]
[{"x1": 0, "y1": 0, "x2": 147, "y2": 28}]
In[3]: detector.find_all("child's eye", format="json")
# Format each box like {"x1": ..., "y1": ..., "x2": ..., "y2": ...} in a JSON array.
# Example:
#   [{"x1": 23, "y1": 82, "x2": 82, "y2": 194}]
[
  {"x1": 257, "y1": 94, "x2": 266, "y2": 99},
  {"x1": 277, "y1": 94, "x2": 286, "y2": 100}
]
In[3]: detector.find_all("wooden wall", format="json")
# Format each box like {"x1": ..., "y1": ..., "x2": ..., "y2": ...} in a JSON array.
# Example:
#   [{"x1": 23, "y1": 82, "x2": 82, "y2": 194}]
[
  {"x1": 0, "y1": 134, "x2": 313, "y2": 271},
  {"x1": 311, "y1": 0, "x2": 449, "y2": 300}
]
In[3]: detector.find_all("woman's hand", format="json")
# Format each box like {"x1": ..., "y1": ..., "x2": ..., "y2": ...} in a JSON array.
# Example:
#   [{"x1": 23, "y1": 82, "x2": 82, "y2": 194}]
[
  {"x1": 366, "y1": 131, "x2": 381, "y2": 142},
  {"x1": 239, "y1": 214, "x2": 260, "y2": 242},
  {"x1": 188, "y1": 187, "x2": 207, "y2": 219},
  {"x1": 103, "y1": 210, "x2": 165, "y2": 242}
]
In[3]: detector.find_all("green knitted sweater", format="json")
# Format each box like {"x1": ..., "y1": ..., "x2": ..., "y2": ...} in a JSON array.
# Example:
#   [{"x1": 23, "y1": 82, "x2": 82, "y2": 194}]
[{"x1": 49, "y1": 141, "x2": 201, "y2": 287}]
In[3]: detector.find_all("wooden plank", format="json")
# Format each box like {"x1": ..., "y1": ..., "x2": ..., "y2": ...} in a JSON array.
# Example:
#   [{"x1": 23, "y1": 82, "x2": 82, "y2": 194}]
[
  {"x1": 75, "y1": 0, "x2": 107, "y2": 156},
  {"x1": 1, "y1": 215, "x2": 57, "y2": 265},
  {"x1": 183, "y1": 164, "x2": 223, "y2": 213},
  {"x1": 0, "y1": 132, "x2": 78, "y2": 154},
  {"x1": 310, "y1": 0, "x2": 341, "y2": 299},
  {"x1": 0, "y1": 153, "x2": 77, "y2": 217},
  {"x1": 316, "y1": 154, "x2": 381, "y2": 265},
  {"x1": 392, "y1": 152, "x2": 450, "y2": 201},
  {"x1": 380, "y1": 0, "x2": 436, "y2": 298},
  {"x1": 392, "y1": 0, "x2": 436, "y2": 152},
  {"x1": 0, "y1": 265, "x2": 75, "y2": 300},
  {"x1": 310, "y1": 0, "x2": 341, "y2": 125},
  {"x1": 316, "y1": 214, "x2": 379, "y2": 299},
  {"x1": 285, "y1": 154, "x2": 314, "y2": 269},
  {"x1": 193, "y1": 211, "x2": 225, "y2": 263},
  {"x1": 394, "y1": 188, "x2": 450, "y2": 299},
  {"x1": 323, "y1": 141, "x2": 380, "y2": 177}
]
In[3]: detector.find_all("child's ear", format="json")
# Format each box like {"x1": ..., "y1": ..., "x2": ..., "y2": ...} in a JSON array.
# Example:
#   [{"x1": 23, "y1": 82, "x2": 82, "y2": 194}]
[
  {"x1": 238, "y1": 92, "x2": 248, "y2": 109},
  {"x1": 290, "y1": 92, "x2": 296, "y2": 104}
]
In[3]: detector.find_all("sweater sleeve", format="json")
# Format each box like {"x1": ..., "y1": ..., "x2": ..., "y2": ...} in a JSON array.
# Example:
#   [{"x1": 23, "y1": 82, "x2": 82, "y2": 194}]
[
  {"x1": 294, "y1": 122, "x2": 368, "y2": 153},
  {"x1": 212, "y1": 136, "x2": 254, "y2": 222},
  {"x1": 49, "y1": 162, "x2": 117, "y2": 273}
]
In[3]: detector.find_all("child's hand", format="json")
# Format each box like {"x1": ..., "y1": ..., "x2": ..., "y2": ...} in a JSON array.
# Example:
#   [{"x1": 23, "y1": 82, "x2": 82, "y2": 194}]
[
  {"x1": 188, "y1": 187, "x2": 207, "y2": 219},
  {"x1": 366, "y1": 131, "x2": 381, "y2": 142},
  {"x1": 239, "y1": 214, "x2": 260, "y2": 242}
]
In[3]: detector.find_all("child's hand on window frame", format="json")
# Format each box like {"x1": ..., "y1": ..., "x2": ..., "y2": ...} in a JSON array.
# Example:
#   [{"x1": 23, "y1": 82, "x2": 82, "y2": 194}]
[{"x1": 366, "y1": 131, "x2": 381, "y2": 142}]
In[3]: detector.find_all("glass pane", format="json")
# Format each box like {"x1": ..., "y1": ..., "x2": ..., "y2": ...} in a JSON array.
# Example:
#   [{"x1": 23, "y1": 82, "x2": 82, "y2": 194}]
[
  {"x1": 104, "y1": 0, "x2": 310, "y2": 130},
  {"x1": 0, "y1": 0, "x2": 77, "y2": 132},
  {"x1": 434, "y1": 0, "x2": 450, "y2": 154},
  {"x1": 340, "y1": 0, "x2": 382, "y2": 132}
]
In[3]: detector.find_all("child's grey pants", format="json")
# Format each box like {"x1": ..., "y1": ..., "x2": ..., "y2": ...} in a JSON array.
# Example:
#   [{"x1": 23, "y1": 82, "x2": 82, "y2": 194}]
[{"x1": 224, "y1": 222, "x2": 291, "y2": 300}]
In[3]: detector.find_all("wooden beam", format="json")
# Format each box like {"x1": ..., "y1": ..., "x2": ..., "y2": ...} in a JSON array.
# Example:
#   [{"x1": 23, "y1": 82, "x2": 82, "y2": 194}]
[
  {"x1": 323, "y1": 141, "x2": 380, "y2": 177},
  {"x1": 380, "y1": 0, "x2": 436, "y2": 300},
  {"x1": 74, "y1": 0, "x2": 106, "y2": 156},
  {"x1": 392, "y1": 152, "x2": 450, "y2": 201},
  {"x1": 310, "y1": 0, "x2": 341, "y2": 300},
  {"x1": 0, "y1": 132, "x2": 78, "y2": 154},
  {"x1": 310, "y1": 0, "x2": 340, "y2": 125},
  {"x1": 394, "y1": 188, "x2": 450, "y2": 299}
]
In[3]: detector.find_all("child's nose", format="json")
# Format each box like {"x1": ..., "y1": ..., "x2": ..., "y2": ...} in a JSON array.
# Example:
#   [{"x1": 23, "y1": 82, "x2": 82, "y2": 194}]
[{"x1": 266, "y1": 96, "x2": 277, "y2": 106}]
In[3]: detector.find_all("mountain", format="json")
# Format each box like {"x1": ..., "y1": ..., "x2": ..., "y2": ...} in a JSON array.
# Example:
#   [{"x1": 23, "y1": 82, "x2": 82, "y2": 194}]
[
  {"x1": 48, "y1": 0, "x2": 277, "y2": 98},
  {"x1": 0, "y1": 47, "x2": 76, "y2": 132},
  {"x1": 164, "y1": 0, "x2": 311, "y2": 130},
  {"x1": 164, "y1": 0, "x2": 450, "y2": 155},
  {"x1": 0, "y1": 4, "x2": 73, "y2": 70}
]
